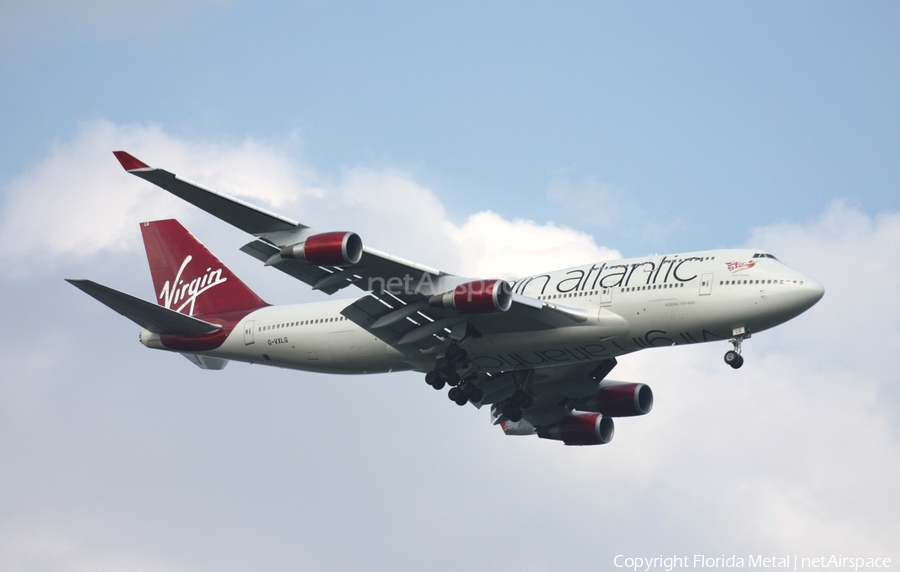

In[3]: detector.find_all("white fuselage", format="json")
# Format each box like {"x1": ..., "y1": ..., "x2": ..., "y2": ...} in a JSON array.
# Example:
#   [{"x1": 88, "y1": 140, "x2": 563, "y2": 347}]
[{"x1": 142, "y1": 248, "x2": 824, "y2": 374}]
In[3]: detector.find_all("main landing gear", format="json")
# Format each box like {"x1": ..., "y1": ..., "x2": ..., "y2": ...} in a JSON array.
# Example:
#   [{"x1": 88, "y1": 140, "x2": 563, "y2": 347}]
[
  {"x1": 724, "y1": 328, "x2": 749, "y2": 369},
  {"x1": 424, "y1": 342, "x2": 483, "y2": 406},
  {"x1": 500, "y1": 390, "x2": 533, "y2": 423},
  {"x1": 496, "y1": 370, "x2": 534, "y2": 423}
]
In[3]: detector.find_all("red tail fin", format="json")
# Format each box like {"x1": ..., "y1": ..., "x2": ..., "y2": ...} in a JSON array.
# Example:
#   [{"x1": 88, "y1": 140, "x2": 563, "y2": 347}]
[{"x1": 141, "y1": 219, "x2": 268, "y2": 317}]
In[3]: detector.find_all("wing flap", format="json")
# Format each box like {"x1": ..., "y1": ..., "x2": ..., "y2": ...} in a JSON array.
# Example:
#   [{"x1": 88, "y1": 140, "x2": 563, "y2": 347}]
[
  {"x1": 341, "y1": 292, "x2": 454, "y2": 357},
  {"x1": 66, "y1": 279, "x2": 222, "y2": 336}
]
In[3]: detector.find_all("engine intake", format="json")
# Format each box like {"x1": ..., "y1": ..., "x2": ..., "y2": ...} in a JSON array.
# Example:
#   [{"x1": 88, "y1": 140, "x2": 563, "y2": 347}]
[
  {"x1": 574, "y1": 381, "x2": 654, "y2": 417},
  {"x1": 280, "y1": 232, "x2": 363, "y2": 266},
  {"x1": 537, "y1": 412, "x2": 614, "y2": 446},
  {"x1": 430, "y1": 279, "x2": 513, "y2": 314}
]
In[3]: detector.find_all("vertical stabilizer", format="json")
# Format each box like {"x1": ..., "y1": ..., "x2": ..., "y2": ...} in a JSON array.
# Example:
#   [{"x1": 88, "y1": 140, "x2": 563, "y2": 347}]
[{"x1": 141, "y1": 219, "x2": 268, "y2": 317}]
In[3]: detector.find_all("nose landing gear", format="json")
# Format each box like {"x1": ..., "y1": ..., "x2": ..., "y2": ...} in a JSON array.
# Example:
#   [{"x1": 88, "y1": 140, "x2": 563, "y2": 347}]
[{"x1": 724, "y1": 328, "x2": 749, "y2": 369}]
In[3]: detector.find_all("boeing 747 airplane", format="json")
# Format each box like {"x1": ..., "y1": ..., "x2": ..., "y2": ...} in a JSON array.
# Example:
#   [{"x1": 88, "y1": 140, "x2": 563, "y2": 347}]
[{"x1": 67, "y1": 151, "x2": 824, "y2": 445}]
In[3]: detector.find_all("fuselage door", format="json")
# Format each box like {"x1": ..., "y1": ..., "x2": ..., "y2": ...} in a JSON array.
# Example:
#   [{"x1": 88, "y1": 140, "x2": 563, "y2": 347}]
[
  {"x1": 699, "y1": 273, "x2": 713, "y2": 296},
  {"x1": 243, "y1": 320, "x2": 255, "y2": 345},
  {"x1": 600, "y1": 287, "x2": 612, "y2": 307}
]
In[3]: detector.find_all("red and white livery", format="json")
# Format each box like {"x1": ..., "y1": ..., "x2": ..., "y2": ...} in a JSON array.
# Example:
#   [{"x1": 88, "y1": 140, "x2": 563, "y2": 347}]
[{"x1": 68, "y1": 152, "x2": 825, "y2": 445}]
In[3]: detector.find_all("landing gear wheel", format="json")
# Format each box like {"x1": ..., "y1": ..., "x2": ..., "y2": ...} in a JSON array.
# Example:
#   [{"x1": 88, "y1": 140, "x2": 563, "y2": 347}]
[
  {"x1": 465, "y1": 385, "x2": 483, "y2": 403},
  {"x1": 512, "y1": 390, "x2": 533, "y2": 409},
  {"x1": 436, "y1": 357, "x2": 453, "y2": 373},
  {"x1": 724, "y1": 329, "x2": 749, "y2": 370},
  {"x1": 724, "y1": 350, "x2": 744, "y2": 369},
  {"x1": 425, "y1": 370, "x2": 438, "y2": 385},
  {"x1": 447, "y1": 387, "x2": 468, "y2": 406},
  {"x1": 444, "y1": 343, "x2": 468, "y2": 364},
  {"x1": 431, "y1": 378, "x2": 446, "y2": 390},
  {"x1": 502, "y1": 404, "x2": 522, "y2": 422},
  {"x1": 440, "y1": 370, "x2": 460, "y2": 386}
]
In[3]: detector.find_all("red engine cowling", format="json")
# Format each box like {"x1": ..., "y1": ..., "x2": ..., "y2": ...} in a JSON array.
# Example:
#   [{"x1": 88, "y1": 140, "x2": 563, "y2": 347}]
[
  {"x1": 574, "y1": 381, "x2": 653, "y2": 417},
  {"x1": 280, "y1": 232, "x2": 363, "y2": 266},
  {"x1": 537, "y1": 413, "x2": 615, "y2": 446},
  {"x1": 430, "y1": 279, "x2": 513, "y2": 313}
]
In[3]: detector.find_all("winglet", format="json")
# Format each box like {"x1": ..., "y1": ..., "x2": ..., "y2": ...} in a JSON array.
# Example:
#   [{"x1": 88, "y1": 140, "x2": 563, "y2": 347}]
[{"x1": 113, "y1": 150, "x2": 150, "y2": 171}]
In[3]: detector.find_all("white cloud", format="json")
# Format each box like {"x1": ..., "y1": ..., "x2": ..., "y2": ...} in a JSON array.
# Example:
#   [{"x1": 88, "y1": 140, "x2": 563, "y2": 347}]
[
  {"x1": 0, "y1": 121, "x2": 314, "y2": 277},
  {"x1": 0, "y1": 120, "x2": 617, "y2": 283},
  {"x1": 450, "y1": 211, "x2": 619, "y2": 279},
  {"x1": 750, "y1": 202, "x2": 900, "y2": 373}
]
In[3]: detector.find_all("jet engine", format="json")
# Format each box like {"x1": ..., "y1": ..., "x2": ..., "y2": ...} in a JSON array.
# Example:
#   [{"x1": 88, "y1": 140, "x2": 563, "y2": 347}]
[
  {"x1": 573, "y1": 381, "x2": 654, "y2": 417},
  {"x1": 280, "y1": 232, "x2": 363, "y2": 266},
  {"x1": 537, "y1": 412, "x2": 615, "y2": 446},
  {"x1": 429, "y1": 279, "x2": 513, "y2": 313}
]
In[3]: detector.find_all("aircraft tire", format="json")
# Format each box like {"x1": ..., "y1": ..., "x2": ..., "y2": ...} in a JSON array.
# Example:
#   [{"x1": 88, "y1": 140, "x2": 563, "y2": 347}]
[
  {"x1": 725, "y1": 350, "x2": 743, "y2": 369},
  {"x1": 436, "y1": 357, "x2": 452, "y2": 373},
  {"x1": 440, "y1": 370, "x2": 460, "y2": 386},
  {"x1": 462, "y1": 383, "x2": 482, "y2": 402},
  {"x1": 502, "y1": 404, "x2": 522, "y2": 422}
]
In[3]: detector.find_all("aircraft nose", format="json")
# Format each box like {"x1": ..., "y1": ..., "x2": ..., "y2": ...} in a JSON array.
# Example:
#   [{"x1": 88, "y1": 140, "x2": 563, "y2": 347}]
[{"x1": 804, "y1": 277, "x2": 825, "y2": 305}]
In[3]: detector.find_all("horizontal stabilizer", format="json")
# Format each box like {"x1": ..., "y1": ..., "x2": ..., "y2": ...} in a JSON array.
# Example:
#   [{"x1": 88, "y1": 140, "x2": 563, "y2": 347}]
[{"x1": 66, "y1": 279, "x2": 222, "y2": 336}]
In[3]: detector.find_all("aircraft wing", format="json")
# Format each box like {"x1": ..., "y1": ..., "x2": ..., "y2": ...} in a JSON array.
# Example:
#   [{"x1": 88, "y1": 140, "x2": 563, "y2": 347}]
[
  {"x1": 113, "y1": 151, "x2": 612, "y2": 353},
  {"x1": 114, "y1": 151, "x2": 449, "y2": 296},
  {"x1": 339, "y1": 288, "x2": 622, "y2": 358},
  {"x1": 113, "y1": 151, "x2": 301, "y2": 235},
  {"x1": 239, "y1": 238, "x2": 443, "y2": 296}
]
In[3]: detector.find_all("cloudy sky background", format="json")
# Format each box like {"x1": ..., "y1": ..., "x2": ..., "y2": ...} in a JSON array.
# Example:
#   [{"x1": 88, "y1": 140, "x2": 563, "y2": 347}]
[{"x1": 2, "y1": 2, "x2": 899, "y2": 571}]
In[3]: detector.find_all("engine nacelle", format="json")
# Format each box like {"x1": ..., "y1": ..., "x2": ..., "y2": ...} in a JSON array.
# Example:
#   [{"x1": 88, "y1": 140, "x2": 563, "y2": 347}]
[
  {"x1": 538, "y1": 413, "x2": 614, "y2": 446},
  {"x1": 429, "y1": 279, "x2": 513, "y2": 313},
  {"x1": 573, "y1": 381, "x2": 654, "y2": 417},
  {"x1": 572, "y1": 381, "x2": 653, "y2": 417},
  {"x1": 280, "y1": 232, "x2": 363, "y2": 266}
]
